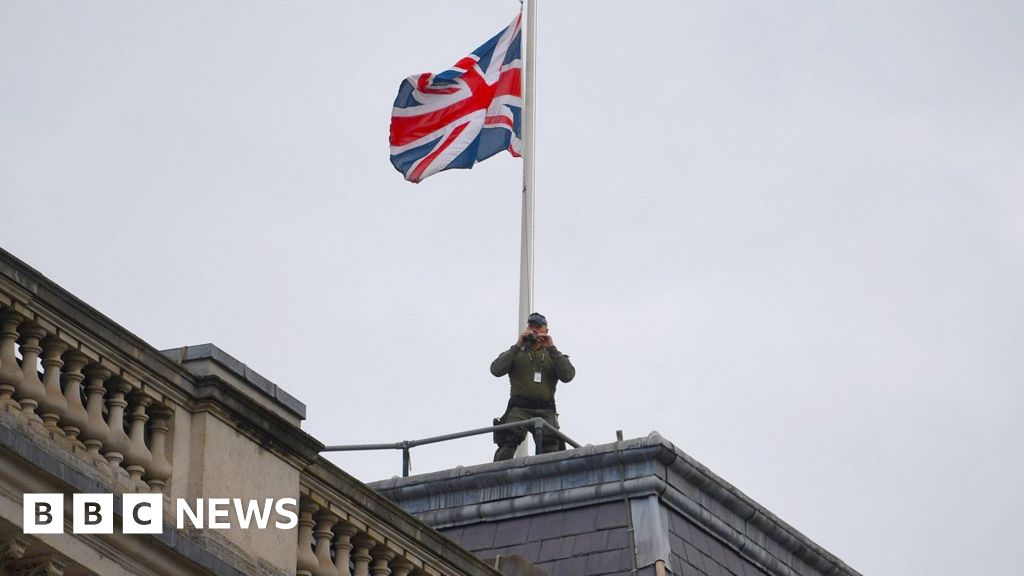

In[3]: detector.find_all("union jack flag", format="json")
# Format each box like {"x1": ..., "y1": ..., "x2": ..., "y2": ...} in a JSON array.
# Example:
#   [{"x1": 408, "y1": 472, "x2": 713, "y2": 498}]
[{"x1": 390, "y1": 15, "x2": 523, "y2": 183}]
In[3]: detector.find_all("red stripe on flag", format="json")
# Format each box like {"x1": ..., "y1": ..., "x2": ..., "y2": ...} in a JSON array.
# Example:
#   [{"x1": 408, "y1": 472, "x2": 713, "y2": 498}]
[
  {"x1": 452, "y1": 56, "x2": 478, "y2": 71},
  {"x1": 408, "y1": 121, "x2": 471, "y2": 183},
  {"x1": 391, "y1": 68, "x2": 522, "y2": 147},
  {"x1": 484, "y1": 116, "x2": 513, "y2": 128}
]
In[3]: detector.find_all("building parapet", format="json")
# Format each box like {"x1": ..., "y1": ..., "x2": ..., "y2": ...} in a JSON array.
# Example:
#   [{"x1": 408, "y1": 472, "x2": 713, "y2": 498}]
[{"x1": 162, "y1": 343, "x2": 305, "y2": 423}]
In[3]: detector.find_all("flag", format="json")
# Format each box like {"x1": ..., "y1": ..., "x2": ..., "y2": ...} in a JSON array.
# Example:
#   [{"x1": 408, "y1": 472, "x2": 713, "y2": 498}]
[{"x1": 389, "y1": 15, "x2": 523, "y2": 183}]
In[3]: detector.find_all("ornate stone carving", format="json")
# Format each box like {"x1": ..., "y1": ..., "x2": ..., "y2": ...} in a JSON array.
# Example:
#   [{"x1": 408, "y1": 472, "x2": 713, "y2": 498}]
[
  {"x1": 6, "y1": 555, "x2": 67, "y2": 576},
  {"x1": 0, "y1": 535, "x2": 29, "y2": 566}
]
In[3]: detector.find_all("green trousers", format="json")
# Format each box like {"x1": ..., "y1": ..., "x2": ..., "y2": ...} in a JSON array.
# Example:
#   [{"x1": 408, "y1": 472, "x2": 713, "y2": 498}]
[{"x1": 493, "y1": 406, "x2": 564, "y2": 461}]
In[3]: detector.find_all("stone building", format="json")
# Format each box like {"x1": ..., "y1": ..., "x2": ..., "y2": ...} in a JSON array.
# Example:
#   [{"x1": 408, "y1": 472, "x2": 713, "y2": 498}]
[{"x1": 0, "y1": 246, "x2": 860, "y2": 576}]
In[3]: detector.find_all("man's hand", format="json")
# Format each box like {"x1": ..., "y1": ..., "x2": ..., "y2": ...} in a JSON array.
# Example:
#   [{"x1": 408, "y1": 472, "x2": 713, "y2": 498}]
[
  {"x1": 517, "y1": 330, "x2": 533, "y2": 347},
  {"x1": 538, "y1": 334, "x2": 555, "y2": 349}
]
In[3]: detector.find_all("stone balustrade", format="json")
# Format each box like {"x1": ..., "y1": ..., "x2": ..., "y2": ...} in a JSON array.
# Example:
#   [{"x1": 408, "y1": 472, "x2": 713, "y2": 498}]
[
  {"x1": 0, "y1": 302, "x2": 173, "y2": 494},
  {"x1": 295, "y1": 494, "x2": 441, "y2": 576},
  {"x1": 296, "y1": 461, "x2": 503, "y2": 576}
]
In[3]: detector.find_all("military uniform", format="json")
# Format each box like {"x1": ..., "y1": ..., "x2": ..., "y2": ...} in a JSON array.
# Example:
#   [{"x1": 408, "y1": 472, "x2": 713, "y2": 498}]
[{"x1": 490, "y1": 340, "x2": 576, "y2": 461}]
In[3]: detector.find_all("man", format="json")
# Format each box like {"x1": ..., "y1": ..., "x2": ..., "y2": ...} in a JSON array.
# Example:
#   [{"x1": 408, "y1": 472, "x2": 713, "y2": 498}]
[{"x1": 490, "y1": 312, "x2": 576, "y2": 461}]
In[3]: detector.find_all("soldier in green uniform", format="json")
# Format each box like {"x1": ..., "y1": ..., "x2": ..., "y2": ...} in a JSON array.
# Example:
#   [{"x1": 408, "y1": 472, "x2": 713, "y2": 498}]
[{"x1": 490, "y1": 312, "x2": 576, "y2": 461}]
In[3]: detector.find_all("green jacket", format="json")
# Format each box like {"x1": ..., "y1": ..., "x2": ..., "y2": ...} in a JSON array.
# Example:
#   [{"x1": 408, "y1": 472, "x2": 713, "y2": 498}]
[{"x1": 490, "y1": 345, "x2": 576, "y2": 403}]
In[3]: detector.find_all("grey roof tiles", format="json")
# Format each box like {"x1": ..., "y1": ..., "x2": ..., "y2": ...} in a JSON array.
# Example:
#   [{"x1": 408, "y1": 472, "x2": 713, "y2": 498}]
[{"x1": 370, "y1": 433, "x2": 861, "y2": 576}]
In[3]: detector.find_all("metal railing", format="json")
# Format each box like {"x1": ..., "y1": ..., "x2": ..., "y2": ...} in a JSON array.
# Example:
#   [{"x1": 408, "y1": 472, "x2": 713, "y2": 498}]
[{"x1": 322, "y1": 418, "x2": 582, "y2": 477}]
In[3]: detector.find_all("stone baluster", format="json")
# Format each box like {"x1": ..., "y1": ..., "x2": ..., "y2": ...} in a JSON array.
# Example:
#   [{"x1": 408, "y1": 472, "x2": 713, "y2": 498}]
[
  {"x1": 370, "y1": 546, "x2": 395, "y2": 576},
  {"x1": 123, "y1": 392, "x2": 153, "y2": 490},
  {"x1": 59, "y1": 351, "x2": 89, "y2": 450},
  {"x1": 13, "y1": 322, "x2": 47, "y2": 427},
  {"x1": 79, "y1": 365, "x2": 111, "y2": 463},
  {"x1": 144, "y1": 405, "x2": 173, "y2": 493},
  {"x1": 313, "y1": 511, "x2": 339, "y2": 576},
  {"x1": 296, "y1": 501, "x2": 320, "y2": 576},
  {"x1": 351, "y1": 534, "x2": 375, "y2": 576},
  {"x1": 37, "y1": 336, "x2": 69, "y2": 435},
  {"x1": 101, "y1": 377, "x2": 132, "y2": 468},
  {"x1": 333, "y1": 521, "x2": 358, "y2": 576},
  {"x1": 389, "y1": 558, "x2": 415, "y2": 576},
  {"x1": 0, "y1": 309, "x2": 23, "y2": 411}
]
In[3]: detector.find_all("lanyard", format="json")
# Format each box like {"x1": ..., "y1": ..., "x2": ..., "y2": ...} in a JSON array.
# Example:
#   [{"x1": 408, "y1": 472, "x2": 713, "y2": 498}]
[{"x1": 527, "y1": 350, "x2": 547, "y2": 372}]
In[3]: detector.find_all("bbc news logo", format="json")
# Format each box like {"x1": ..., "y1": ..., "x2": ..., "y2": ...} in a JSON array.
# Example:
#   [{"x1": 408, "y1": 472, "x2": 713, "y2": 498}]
[{"x1": 23, "y1": 494, "x2": 298, "y2": 534}]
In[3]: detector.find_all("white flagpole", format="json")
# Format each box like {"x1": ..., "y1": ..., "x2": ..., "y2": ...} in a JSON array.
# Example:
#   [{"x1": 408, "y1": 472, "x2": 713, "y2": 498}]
[
  {"x1": 518, "y1": 0, "x2": 537, "y2": 332},
  {"x1": 515, "y1": 0, "x2": 538, "y2": 459}
]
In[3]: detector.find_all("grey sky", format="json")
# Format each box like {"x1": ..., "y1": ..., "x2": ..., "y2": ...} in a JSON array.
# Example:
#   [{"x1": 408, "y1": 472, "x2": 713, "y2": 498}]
[{"x1": 2, "y1": 1, "x2": 1022, "y2": 574}]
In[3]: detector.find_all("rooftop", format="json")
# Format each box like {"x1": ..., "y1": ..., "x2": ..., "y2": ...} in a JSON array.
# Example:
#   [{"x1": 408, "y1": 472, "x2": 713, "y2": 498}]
[{"x1": 371, "y1": 433, "x2": 862, "y2": 576}]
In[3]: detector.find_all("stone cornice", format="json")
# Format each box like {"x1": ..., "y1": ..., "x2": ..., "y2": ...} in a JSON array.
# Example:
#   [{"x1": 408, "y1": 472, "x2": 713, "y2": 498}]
[
  {"x1": 189, "y1": 374, "x2": 323, "y2": 469},
  {"x1": 370, "y1": 433, "x2": 862, "y2": 576}
]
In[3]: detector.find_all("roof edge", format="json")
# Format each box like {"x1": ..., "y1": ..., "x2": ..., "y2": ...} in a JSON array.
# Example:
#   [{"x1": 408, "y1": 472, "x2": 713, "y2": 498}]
[
  {"x1": 162, "y1": 343, "x2": 306, "y2": 420},
  {"x1": 370, "y1": 432, "x2": 862, "y2": 576}
]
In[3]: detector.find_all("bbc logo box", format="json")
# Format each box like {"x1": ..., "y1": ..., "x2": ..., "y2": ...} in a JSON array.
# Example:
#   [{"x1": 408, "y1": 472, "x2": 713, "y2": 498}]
[
  {"x1": 23, "y1": 494, "x2": 63, "y2": 534},
  {"x1": 23, "y1": 493, "x2": 164, "y2": 535}
]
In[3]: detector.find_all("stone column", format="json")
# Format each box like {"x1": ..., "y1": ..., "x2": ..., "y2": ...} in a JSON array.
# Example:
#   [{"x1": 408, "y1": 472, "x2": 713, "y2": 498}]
[
  {"x1": 37, "y1": 336, "x2": 68, "y2": 435},
  {"x1": 144, "y1": 405, "x2": 173, "y2": 493},
  {"x1": 123, "y1": 392, "x2": 153, "y2": 490},
  {"x1": 0, "y1": 309, "x2": 23, "y2": 412},
  {"x1": 102, "y1": 377, "x2": 132, "y2": 468},
  {"x1": 389, "y1": 558, "x2": 415, "y2": 576},
  {"x1": 14, "y1": 322, "x2": 47, "y2": 427},
  {"x1": 351, "y1": 535, "x2": 375, "y2": 576},
  {"x1": 296, "y1": 501, "x2": 320, "y2": 576},
  {"x1": 333, "y1": 521, "x2": 358, "y2": 576},
  {"x1": 79, "y1": 365, "x2": 111, "y2": 463},
  {"x1": 59, "y1": 351, "x2": 89, "y2": 450},
  {"x1": 313, "y1": 511, "x2": 339, "y2": 576},
  {"x1": 370, "y1": 546, "x2": 395, "y2": 576}
]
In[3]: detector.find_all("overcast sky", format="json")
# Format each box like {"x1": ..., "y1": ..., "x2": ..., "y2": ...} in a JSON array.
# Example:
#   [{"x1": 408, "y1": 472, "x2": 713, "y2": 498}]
[{"x1": 2, "y1": 1, "x2": 1022, "y2": 574}]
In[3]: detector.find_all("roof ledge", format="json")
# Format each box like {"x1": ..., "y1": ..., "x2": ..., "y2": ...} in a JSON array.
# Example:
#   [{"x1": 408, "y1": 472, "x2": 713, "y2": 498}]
[
  {"x1": 162, "y1": 344, "x2": 306, "y2": 424},
  {"x1": 370, "y1": 432, "x2": 861, "y2": 576}
]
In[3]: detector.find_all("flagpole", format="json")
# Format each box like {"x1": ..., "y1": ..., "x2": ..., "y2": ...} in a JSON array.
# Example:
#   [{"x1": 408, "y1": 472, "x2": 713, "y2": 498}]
[
  {"x1": 514, "y1": 0, "x2": 538, "y2": 459},
  {"x1": 519, "y1": 0, "x2": 537, "y2": 332}
]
